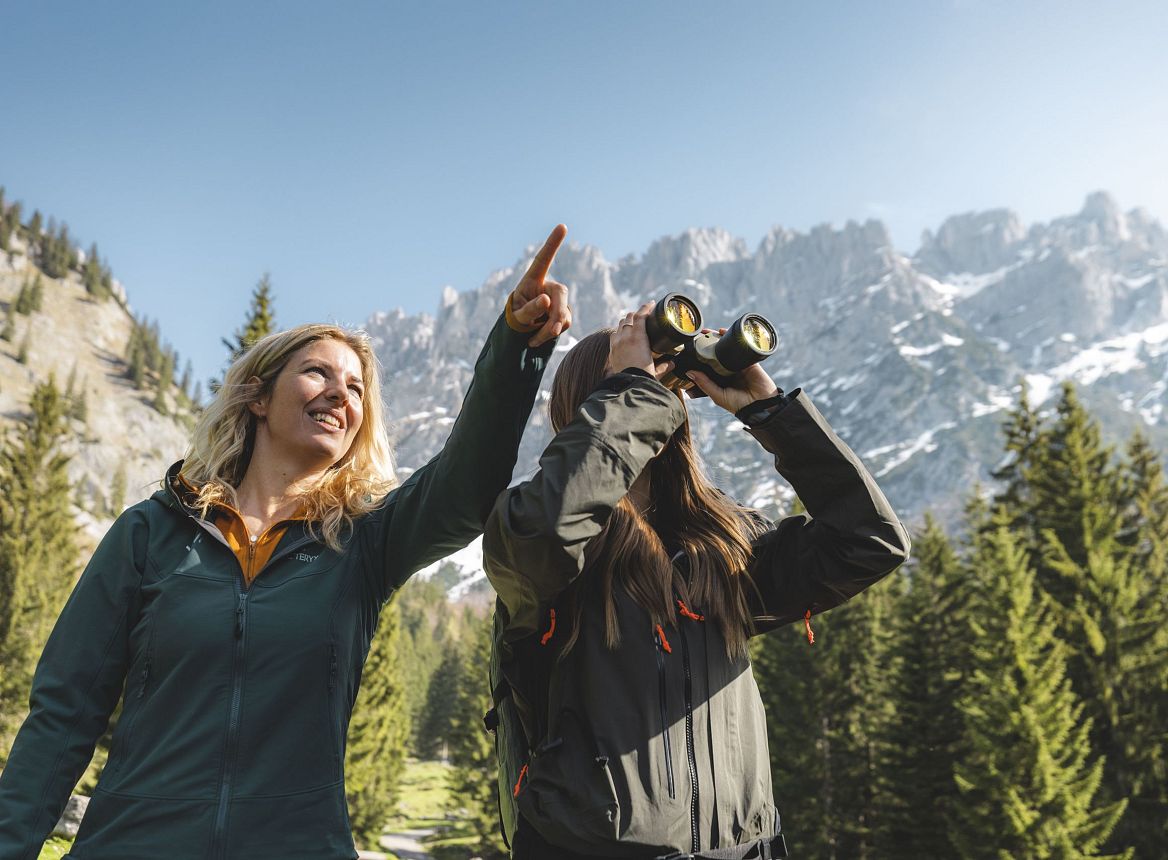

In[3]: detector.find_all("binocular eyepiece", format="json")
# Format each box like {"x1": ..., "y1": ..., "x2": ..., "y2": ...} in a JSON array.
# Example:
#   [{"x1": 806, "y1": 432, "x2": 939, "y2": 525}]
[{"x1": 644, "y1": 293, "x2": 778, "y2": 398}]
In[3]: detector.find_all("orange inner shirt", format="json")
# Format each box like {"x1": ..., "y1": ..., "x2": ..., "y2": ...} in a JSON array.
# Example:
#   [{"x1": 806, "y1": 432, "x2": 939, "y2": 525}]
[{"x1": 210, "y1": 505, "x2": 306, "y2": 588}]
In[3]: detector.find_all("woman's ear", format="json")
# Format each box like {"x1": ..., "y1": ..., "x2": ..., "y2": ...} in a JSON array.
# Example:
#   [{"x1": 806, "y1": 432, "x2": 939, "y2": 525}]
[{"x1": 246, "y1": 376, "x2": 267, "y2": 418}]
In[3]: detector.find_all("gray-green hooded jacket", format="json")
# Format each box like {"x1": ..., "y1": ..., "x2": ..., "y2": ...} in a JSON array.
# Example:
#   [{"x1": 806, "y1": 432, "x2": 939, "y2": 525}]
[{"x1": 483, "y1": 369, "x2": 910, "y2": 858}]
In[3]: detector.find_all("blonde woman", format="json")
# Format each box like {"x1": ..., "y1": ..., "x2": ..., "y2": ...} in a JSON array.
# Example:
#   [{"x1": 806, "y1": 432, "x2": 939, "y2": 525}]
[
  {"x1": 0, "y1": 226, "x2": 572, "y2": 859},
  {"x1": 485, "y1": 303, "x2": 910, "y2": 859}
]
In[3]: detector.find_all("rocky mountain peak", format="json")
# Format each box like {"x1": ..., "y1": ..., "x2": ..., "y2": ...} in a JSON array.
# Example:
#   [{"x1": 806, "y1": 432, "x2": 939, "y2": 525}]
[{"x1": 914, "y1": 208, "x2": 1026, "y2": 277}]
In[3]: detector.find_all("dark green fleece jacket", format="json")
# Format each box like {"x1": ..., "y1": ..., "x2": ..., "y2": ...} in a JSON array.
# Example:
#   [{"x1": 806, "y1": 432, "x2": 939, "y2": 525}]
[{"x1": 0, "y1": 312, "x2": 552, "y2": 860}]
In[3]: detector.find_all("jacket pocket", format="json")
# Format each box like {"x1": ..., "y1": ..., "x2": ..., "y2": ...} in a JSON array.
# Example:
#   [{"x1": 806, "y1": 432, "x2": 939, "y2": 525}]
[
  {"x1": 109, "y1": 620, "x2": 155, "y2": 778},
  {"x1": 519, "y1": 708, "x2": 620, "y2": 847},
  {"x1": 655, "y1": 629, "x2": 676, "y2": 799}
]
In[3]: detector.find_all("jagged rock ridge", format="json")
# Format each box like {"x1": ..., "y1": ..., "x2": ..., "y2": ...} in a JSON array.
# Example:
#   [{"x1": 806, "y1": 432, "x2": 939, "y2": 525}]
[{"x1": 369, "y1": 193, "x2": 1168, "y2": 591}]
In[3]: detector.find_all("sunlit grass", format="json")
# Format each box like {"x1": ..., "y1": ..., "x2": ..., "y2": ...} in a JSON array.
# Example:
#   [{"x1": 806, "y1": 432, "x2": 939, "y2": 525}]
[
  {"x1": 384, "y1": 758, "x2": 492, "y2": 859},
  {"x1": 38, "y1": 838, "x2": 71, "y2": 859}
]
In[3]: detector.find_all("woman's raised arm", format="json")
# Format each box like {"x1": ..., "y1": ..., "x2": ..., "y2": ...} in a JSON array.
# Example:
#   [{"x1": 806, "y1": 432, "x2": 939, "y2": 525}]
[
  {"x1": 688, "y1": 365, "x2": 910, "y2": 631},
  {"x1": 358, "y1": 227, "x2": 571, "y2": 603},
  {"x1": 483, "y1": 369, "x2": 686, "y2": 639},
  {"x1": 741, "y1": 390, "x2": 910, "y2": 631}
]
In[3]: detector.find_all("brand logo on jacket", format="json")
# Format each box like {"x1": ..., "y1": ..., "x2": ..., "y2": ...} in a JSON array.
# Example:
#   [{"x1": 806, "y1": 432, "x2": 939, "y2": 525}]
[{"x1": 295, "y1": 552, "x2": 320, "y2": 563}]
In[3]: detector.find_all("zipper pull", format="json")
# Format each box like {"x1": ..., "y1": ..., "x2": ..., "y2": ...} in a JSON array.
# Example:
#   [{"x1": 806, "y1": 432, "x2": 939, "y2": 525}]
[{"x1": 235, "y1": 594, "x2": 248, "y2": 639}]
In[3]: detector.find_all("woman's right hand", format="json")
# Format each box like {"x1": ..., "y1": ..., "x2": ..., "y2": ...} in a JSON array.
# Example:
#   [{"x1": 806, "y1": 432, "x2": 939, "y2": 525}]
[{"x1": 609, "y1": 303, "x2": 674, "y2": 381}]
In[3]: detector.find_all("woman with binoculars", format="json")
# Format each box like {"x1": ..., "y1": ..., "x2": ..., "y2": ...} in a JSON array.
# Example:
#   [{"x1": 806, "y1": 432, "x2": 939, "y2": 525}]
[
  {"x1": 485, "y1": 299, "x2": 911, "y2": 859},
  {"x1": 0, "y1": 227, "x2": 573, "y2": 859}
]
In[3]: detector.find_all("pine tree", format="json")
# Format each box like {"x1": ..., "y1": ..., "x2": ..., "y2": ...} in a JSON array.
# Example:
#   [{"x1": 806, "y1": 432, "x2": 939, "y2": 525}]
[
  {"x1": 16, "y1": 326, "x2": 30, "y2": 364},
  {"x1": 108, "y1": 462, "x2": 127, "y2": 517},
  {"x1": 29, "y1": 275, "x2": 44, "y2": 312},
  {"x1": 395, "y1": 579, "x2": 453, "y2": 756},
  {"x1": 152, "y1": 381, "x2": 168, "y2": 415},
  {"x1": 26, "y1": 210, "x2": 42, "y2": 244},
  {"x1": 0, "y1": 378, "x2": 79, "y2": 751},
  {"x1": 179, "y1": 359, "x2": 193, "y2": 399},
  {"x1": 0, "y1": 189, "x2": 11, "y2": 252},
  {"x1": 1119, "y1": 432, "x2": 1168, "y2": 575},
  {"x1": 1, "y1": 304, "x2": 14, "y2": 342},
  {"x1": 222, "y1": 273, "x2": 276, "y2": 364},
  {"x1": 875, "y1": 516, "x2": 968, "y2": 858},
  {"x1": 992, "y1": 379, "x2": 1042, "y2": 526},
  {"x1": 752, "y1": 575, "x2": 898, "y2": 859},
  {"x1": 13, "y1": 281, "x2": 32, "y2": 315},
  {"x1": 951, "y1": 507, "x2": 1129, "y2": 859},
  {"x1": 1034, "y1": 430, "x2": 1168, "y2": 858},
  {"x1": 447, "y1": 614, "x2": 507, "y2": 857},
  {"x1": 1, "y1": 201, "x2": 22, "y2": 254},
  {"x1": 345, "y1": 600, "x2": 409, "y2": 850},
  {"x1": 1028, "y1": 383, "x2": 1122, "y2": 610},
  {"x1": 750, "y1": 618, "x2": 832, "y2": 856},
  {"x1": 82, "y1": 243, "x2": 110, "y2": 300},
  {"x1": 419, "y1": 647, "x2": 463, "y2": 759}
]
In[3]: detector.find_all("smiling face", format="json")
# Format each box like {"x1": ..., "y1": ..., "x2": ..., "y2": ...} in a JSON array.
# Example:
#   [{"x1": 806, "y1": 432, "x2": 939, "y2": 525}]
[{"x1": 249, "y1": 338, "x2": 366, "y2": 472}]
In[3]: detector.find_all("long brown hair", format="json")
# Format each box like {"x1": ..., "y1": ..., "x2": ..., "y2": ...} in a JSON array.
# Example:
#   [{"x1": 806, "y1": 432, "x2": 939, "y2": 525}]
[{"x1": 549, "y1": 330, "x2": 762, "y2": 658}]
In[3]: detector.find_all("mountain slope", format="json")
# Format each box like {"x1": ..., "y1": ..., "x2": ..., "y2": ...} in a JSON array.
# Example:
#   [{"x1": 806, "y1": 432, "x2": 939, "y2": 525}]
[{"x1": 0, "y1": 233, "x2": 193, "y2": 544}]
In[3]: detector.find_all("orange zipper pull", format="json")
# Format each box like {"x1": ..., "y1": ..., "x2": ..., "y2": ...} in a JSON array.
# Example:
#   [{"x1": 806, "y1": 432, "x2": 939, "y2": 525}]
[
  {"x1": 804, "y1": 609, "x2": 815, "y2": 645},
  {"x1": 540, "y1": 608, "x2": 556, "y2": 646}
]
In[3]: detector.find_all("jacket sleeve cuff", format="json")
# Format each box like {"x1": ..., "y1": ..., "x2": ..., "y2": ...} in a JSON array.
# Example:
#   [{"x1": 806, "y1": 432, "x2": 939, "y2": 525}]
[
  {"x1": 480, "y1": 310, "x2": 556, "y2": 380},
  {"x1": 735, "y1": 388, "x2": 797, "y2": 427},
  {"x1": 504, "y1": 291, "x2": 543, "y2": 333}
]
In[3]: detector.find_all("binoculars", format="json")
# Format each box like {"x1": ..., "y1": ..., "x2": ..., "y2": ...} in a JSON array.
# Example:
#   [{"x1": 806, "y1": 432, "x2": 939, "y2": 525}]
[{"x1": 644, "y1": 293, "x2": 778, "y2": 398}]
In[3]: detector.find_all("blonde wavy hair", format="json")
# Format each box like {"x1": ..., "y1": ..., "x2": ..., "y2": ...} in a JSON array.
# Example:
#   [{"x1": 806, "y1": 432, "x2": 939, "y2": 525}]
[{"x1": 179, "y1": 324, "x2": 397, "y2": 550}]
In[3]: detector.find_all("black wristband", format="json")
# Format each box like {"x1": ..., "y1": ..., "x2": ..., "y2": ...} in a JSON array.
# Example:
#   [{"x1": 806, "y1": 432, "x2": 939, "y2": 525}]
[{"x1": 735, "y1": 390, "x2": 792, "y2": 426}]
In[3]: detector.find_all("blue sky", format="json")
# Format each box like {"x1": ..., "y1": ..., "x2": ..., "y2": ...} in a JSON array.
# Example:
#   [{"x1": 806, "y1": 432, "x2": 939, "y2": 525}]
[{"x1": 2, "y1": 1, "x2": 1166, "y2": 386}]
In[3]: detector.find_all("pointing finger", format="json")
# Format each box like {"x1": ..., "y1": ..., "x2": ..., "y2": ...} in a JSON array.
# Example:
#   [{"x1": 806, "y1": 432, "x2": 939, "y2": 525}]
[{"x1": 523, "y1": 224, "x2": 568, "y2": 284}]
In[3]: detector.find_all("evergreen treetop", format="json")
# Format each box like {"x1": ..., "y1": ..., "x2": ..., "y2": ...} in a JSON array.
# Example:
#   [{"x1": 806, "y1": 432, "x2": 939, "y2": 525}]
[
  {"x1": 952, "y1": 507, "x2": 1129, "y2": 860},
  {"x1": 222, "y1": 273, "x2": 276, "y2": 364}
]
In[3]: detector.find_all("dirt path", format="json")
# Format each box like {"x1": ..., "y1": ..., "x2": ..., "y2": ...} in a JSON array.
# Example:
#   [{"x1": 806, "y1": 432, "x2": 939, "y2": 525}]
[{"x1": 376, "y1": 827, "x2": 436, "y2": 859}]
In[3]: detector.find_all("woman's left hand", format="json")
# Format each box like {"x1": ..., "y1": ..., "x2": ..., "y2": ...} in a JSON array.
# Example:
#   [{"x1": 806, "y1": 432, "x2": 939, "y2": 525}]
[
  {"x1": 687, "y1": 328, "x2": 780, "y2": 414},
  {"x1": 510, "y1": 224, "x2": 573, "y2": 347}
]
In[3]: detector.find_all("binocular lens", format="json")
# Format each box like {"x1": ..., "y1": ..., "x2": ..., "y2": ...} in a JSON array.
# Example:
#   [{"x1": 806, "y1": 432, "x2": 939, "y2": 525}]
[
  {"x1": 665, "y1": 297, "x2": 699, "y2": 334},
  {"x1": 712, "y1": 313, "x2": 778, "y2": 372},
  {"x1": 741, "y1": 316, "x2": 775, "y2": 353},
  {"x1": 646, "y1": 293, "x2": 703, "y2": 354}
]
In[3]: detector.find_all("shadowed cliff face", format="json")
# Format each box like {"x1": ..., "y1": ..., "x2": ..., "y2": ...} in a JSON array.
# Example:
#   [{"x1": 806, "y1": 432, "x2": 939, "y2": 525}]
[{"x1": 368, "y1": 194, "x2": 1168, "y2": 565}]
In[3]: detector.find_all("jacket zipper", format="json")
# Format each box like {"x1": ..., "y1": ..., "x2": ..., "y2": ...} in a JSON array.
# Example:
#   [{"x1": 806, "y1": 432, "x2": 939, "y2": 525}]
[
  {"x1": 680, "y1": 626, "x2": 700, "y2": 854},
  {"x1": 181, "y1": 502, "x2": 319, "y2": 856},
  {"x1": 211, "y1": 578, "x2": 250, "y2": 858},
  {"x1": 654, "y1": 631, "x2": 676, "y2": 799}
]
